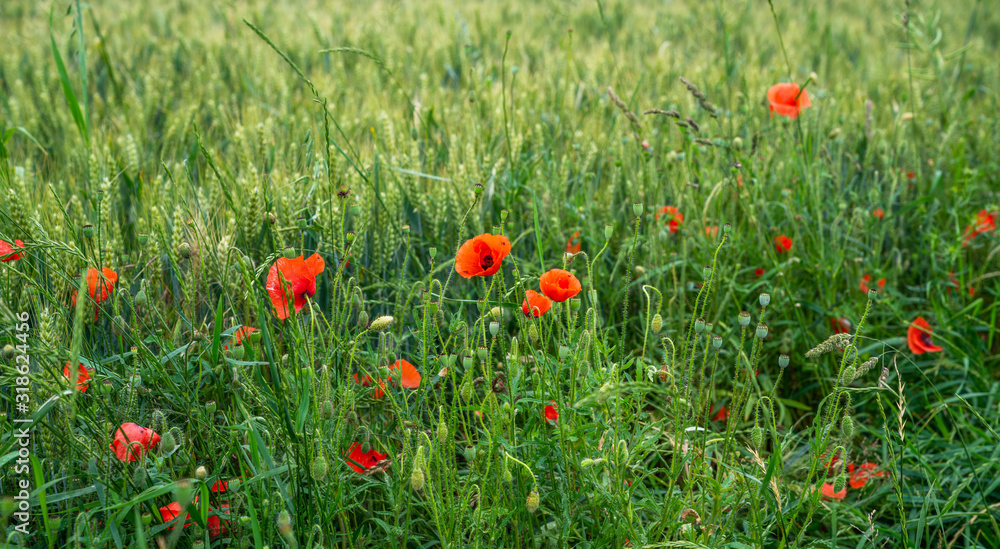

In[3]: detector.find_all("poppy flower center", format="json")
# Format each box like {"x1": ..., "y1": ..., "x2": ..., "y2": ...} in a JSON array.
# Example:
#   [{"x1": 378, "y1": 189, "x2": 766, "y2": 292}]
[
  {"x1": 918, "y1": 332, "x2": 932, "y2": 347},
  {"x1": 480, "y1": 254, "x2": 494, "y2": 271}
]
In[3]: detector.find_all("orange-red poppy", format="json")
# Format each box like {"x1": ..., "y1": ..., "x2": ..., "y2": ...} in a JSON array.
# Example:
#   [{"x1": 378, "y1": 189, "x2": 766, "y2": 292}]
[
  {"x1": 907, "y1": 316, "x2": 943, "y2": 354},
  {"x1": 872, "y1": 208, "x2": 885, "y2": 220},
  {"x1": 224, "y1": 326, "x2": 258, "y2": 350},
  {"x1": 847, "y1": 462, "x2": 884, "y2": 489},
  {"x1": 345, "y1": 442, "x2": 388, "y2": 473},
  {"x1": 0, "y1": 239, "x2": 24, "y2": 262},
  {"x1": 711, "y1": 405, "x2": 729, "y2": 422},
  {"x1": 539, "y1": 269, "x2": 582, "y2": 302},
  {"x1": 352, "y1": 373, "x2": 387, "y2": 399},
  {"x1": 159, "y1": 501, "x2": 229, "y2": 537},
  {"x1": 962, "y1": 209, "x2": 996, "y2": 246},
  {"x1": 774, "y1": 235, "x2": 793, "y2": 253},
  {"x1": 704, "y1": 225, "x2": 719, "y2": 238},
  {"x1": 820, "y1": 482, "x2": 846, "y2": 500},
  {"x1": 830, "y1": 317, "x2": 851, "y2": 335},
  {"x1": 390, "y1": 358, "x2": 421, "y2": 389},
  {"x1": 110, "y1": 422, "x2": 160, "y2": 462},
  {"x1": 656, "y1": 206, "x2": 684, "y2": 233},
  {"x1": 64, "y1": 362, "x2": 91, "y2": 392},
  {"x1": 266, "y1": 254, "x2": 325, "y2": 319},
  {"x1": 767, "y1": 83, "x2": 812, "y2": 119},
  {"x1": 543, "y1": 401, "x2": 558, "y2": 424},
  {"x1": 455, "y1": 233, "x2": 511, "y2": 278},
  {"x1": 860, "y1": 274, "x2": 885, "y2": 294},
  {"x1": 522, "y1": 289, "x2": 552, "y2": 317},
  {"x1": 754, "y1": 268, "x2": 765, "y2": 278},
  {"x1": 565, "y1": 231, "x2": 581, "y2": 254},
  {"x1": 72, "y1": 267, "x2": 118, "y2": 321}
]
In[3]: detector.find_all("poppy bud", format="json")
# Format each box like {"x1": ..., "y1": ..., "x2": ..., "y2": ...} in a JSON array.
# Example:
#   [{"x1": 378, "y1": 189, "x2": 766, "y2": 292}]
[
  {"x1": 751, "y1": 425, "x2": 763, "y2": 448},
  {"x1": 489, "y1": 321, "x2": 500, "y2": 337},
  {"x1": 321, "y1": 400, "x2": 334, "y2": 420},
  {"x1": 297, "y1": 217, "x2": 307, "y2": 230},
  {"x1": 134, "y1": 289, "x2": 147, "y2": 305},
  {"x1": 649, "y1": 313, "x2": 663, "y2": 334},
  {"x1": 759, "y1": 293, "x2": 771, "y2": 307},
  {"x1": 756, "y1": 324, "x2": 768, "y2": 339},
  {"x1": 2, "y1": 344, "x2": 15, "y2": 360},
  {"x1": 228, "y1": 479, "x2": 241, "y2": 493},
  {"x1": 83, "y1": 224, "x2": 95, "y2": 239},
  {"x1": 141, "y1": 512, "x2": 153, "y2": 526},
  {"x1": 277, "y1": 510, "x2": 293, "y2": 538},
  {"x1": 474, "y1": 183, "x2": 483, "y2": 196},
  {"x1": 526, "y1": 490, "x2": 540, "y2": 513},
  {"x1": 694, "y1": 318, "x2": 705, "y2": 334},
  {"x1": 205, "y1": 401, "x2": 217, "y2": 415},
  {"x1": 437, "y1": 420, "x2": 449, "y2": 446},
  {"x1": 175, "y1": 480, "x2": 193, "y2": 506},
  {"x1": 161, "y1": 431, "x2": 178, "y2": 455},
  {"x1": 132, "y1": 466, "x2": 147, "y2": 486},
  {"x1": 833, "y1": 474, "x2": 846, "y2": 494},
  {"x1": 503, "y1": 464, "x2": 513, "y2": 483},
  {"x1": 476, "y1": 346, "x2": 487, "y2": 360},
  {"x1": 841, "y1": 415, "x2": 854, "y2": 438},
  {"x1": 558, "y1": 344, "x2": 569, "y2": 360},
  {"x1": 604, "y1": 225, "x2": 613, "y2": 240},
  {"x1": 345, "y1": 231, "x2": 356, "y2": 244},
  {"x1": 461, "y1": 377, "x2": 473, "y2": 403},
  {"x1": 196, "y1": 466, "x2": 208, "y2": 480},
  {"x1": 370, "y1": 315, "x2": 394, "y2": 332},
  {"x1": 112, "y1": 316, "x2": 127, "y2": 337},
  {"x1": 703, "y1": 266, "x2": 713, "y2": 280},
  {"x1": 138, "y1": 233, "x2": 149, "y2": 246},
  {"x1": 842, "y1": 365, "x2": 856, "y2": 384},
  {"x1": 213, "y1": 365, "x2": 224, "y2": 377},
  {"x1": 528, "y1": 324, "x2": 539, "y2": 343},
  {"x1": 428, "y1": 247, "x2": 437, "y2": 259},
  {"x1": 229, "y1": 344, "x2": 245, "y2": 361},
  {"x1": 178, "y1": 242, "x2": 191, "y2": 259},
  {"x1": 712, "y1": 335, "x2": 722, "y2": 349},
  {"x1": 357, "y1": 311, "x2": 369, "y2": 329},
  {"x1": 429, "y1": 301, "x2": 440, "y2": 314},
  {"x1": 632, "y1": 202, "x2": 643, "y2": 218},
  {"x1": 738, "y1": 311, "x2": 751, "y2": 327},
  {"x1": 410, "y1": 464, "x2": 426, "y2": 491},
  {"x1": 732, "y1": 137, "x2": 744, "y2": 150},
  {"x1": 311, "y1": 454, "x2": 329, "y2": 481},
  {"x1": 778, "y1": 354, "x2": 789, "y2": 368},
  {"x1": 277, "y1": 246, "x2": 294, "y2": 260}
]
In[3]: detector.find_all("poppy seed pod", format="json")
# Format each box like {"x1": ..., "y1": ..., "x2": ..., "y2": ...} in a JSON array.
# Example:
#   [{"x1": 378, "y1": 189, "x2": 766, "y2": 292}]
[
  {"x1": 83, "y1": 224, "x2": 95, "y2": 239},
  {"x1": 569, "y1": 298, "x2": 581, "y2": 311},
  {"x1": 228, "y1": 479, "x2": 241, "y2": 493},
  {"x1": 229, "y1": 344, "x2": 244, "y2": 361},
  {"x1": 651, "y1": 313, "x2": 662, "y2": 333},
  {"x1": 867, "y1": 288, "x2": 878, "y2": 300},
  {"x1": 428, "y1": 247, "x2": 437, "y2": 259},
  {"x1": 703, "y1": 266, "x2": 713, "y2": 280},
  {"x1": 694, "y1": 318, "x2": 706, "y2": 334},
  {"x1": 345, "y1": 231, "x2": 356, "y2": 244},
  {"x1": 778, "y1": 354, "x2": 790, "y2": 368},
  {"x1": 297, "y1": 217, "x2": 307, "y2": 230},
  {"x1": 723, "y1": 222, "x2": 732, "y2": 234},
  {"x1": 205, "y1": 401, "x2": 217, "y2": 415},
  {"x1": 712, "y1": 335, "x2": 723, "y2": 349},
  {"x1": 281, "y1": 246, "x2": 296, "y2": 260},
  {"x1": 759, "y1": 293, "x2": 771, "y2": 307},
  {"x1": 476, "y1": 346, "x2": 488, "y2": 360},
  {"x1": 141, "y1": 512, "x2": 153, "y2": 526},
  {"x1": 738, "y1": 311, "x2": 751, "y2": 327},
  {"x1": 138, "y1": 233, "x2": 149, "y2": 246},
  {"x1": 489, "y1": 321, "x2": 500, "y2": 337},
  {"x1": 632, "y1": 202, "x2": 644, "y2": 218},
  {"x1": 756, "y1": 324, "x2": 768, "y2": 339},
  {"x1": 349, "y1": 204, "x2": 361, "y2": 216},
  {"x1": 370, "y1": 316, "x2": 394, "y2": 332},
  {"x1": 474, "y1": 183, "x2": 483, "y2": 196},
  {"x1": 526, "y1": 490, "x2": 540, "y2": 513},
  {"x1": 604, "y1": 225, "x2": 613, "y2": 240}
]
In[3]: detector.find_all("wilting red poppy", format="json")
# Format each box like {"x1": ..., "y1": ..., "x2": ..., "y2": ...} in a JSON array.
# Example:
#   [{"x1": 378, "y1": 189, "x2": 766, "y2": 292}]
[
  {"x1": 159, "y1": 501, "x2": 229, "y2": 537},
  {"x1": 872, "y1": 208, "x2": 885, "y2": 220},
  {"x1": 907, "y1": 316, "x2": 943, "y2": 355},
  {"x1": 704, "y1": 226, "x2": 719, "y2": 238},
  {"x1": 830, "y1": 317, "x2": 851, "y2": 335},
  {"x1": 657, "y1": 206, "x2": 684, "y2": 233},
  {"x1": 565, "y1": 231, "x2": 581, "y2": 254},
  {"x1": 754, "y1": 268, "x2": 765, "y2": 278},
  {"x1": 72, "y1": 267, "x2": 118, "y2": 321},
  {"x1": 962, "y1": 209, "x2": 996, "y2": 246},
  {"x1": 352, "y1": 373, "x2": 386, "y2": 399},
  {"x1": 847, "y1": 462, "x2": 885, "y2": 489},
  {"x1": 539, "y1": 269, "x2": 582, "y2": 302},
  {"x1": 543, "y1": 401, "x2": 558, "y2": 424},
  {"x1": 266, "y1": 254, "x2": 325, "y2": 319},
  {"x1": 64, "y1": 362, "x2": 91, "y2": 392},
  {"x1": 110, "y1": 423, "x2": 160, "y2": 462},
  {"x1": 455, "y1": 233, "x2": 511, "y2": 278},
  {"x1": 224, "y1": 326, "x2": 258, "y2": 350},
  {"x1": 821, "y1": 482, "x2": 846, "y2": 500},
  {"x1": 0, "y1": 239, "x2": 24, "y2": 262},
  {"x1": 522, "y1": 289, "x2": 552, "y2": 317},
  {"x1": 711, "y1": 405, "x2": 729, "y2": 422},
  {"x1": 860, "y1": 274, "x2": 885, "y2": 294},
  {"x1": 390, "y1": 358, "x2": 421, "y2": 389},
  {"x1": 345, "y1": 442, "x2": 388, "y2": 473},
  {"x1": 774, "y1": 235, "x2": 792, "y2": 254},
  {"x1": 767, "y1": 83, "x2": 812, "y2": 119}
]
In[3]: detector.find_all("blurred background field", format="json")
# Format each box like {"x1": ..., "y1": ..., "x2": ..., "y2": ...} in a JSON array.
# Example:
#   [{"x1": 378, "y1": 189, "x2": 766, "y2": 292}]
[{"x1": 1, "y1": 0, "x2": 998, "y2": 547}]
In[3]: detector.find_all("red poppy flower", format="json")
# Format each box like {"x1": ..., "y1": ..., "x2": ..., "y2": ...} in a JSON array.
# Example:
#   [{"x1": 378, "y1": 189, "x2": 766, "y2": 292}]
[
  {"x1": 907, "y1": 316, "x2": 943, "y2": 355},
  {"x1": 565, "y1": 231, "x2": 581, "y2": 254},
  {"x1": 207, "y1": 503, "x2": 230, "y2": 537},
  {"x1": 224, "y1": 326, "x2": 258, "y2": 350},
  {"x1": 522, "y1": 289, "x2": 552, "y2": 317},
  {"x1": 211, "y1": 479, "x2": 229, "y2": 492},
  {"x1": 704, "y1": 226, "x2": 719, "y2": 238},
  {"x1": 390, "y1": 358, "x2": 421, "y2": 389},
  {"x1": 767, "y1": 83, "x2": 812, "y2": 119},
  {"x1": 754, "y1": 267, "x2": 765, "y2": 278},
  {"x1": 266, "y1": 254, "x2": 325, "y2": 319},
  {"x1": 830, "y1": 317, "x2": 851, "y2": 335},
  {"x1": 872, "y1": 208, "x2": 884, "y2": 220},
  {"x1": 64, "y1": 362, "x2": 91, "y2": 392},
  {"x1": 72, "y1": 267, "x2": 118, "y2": 321},
  {"x1": 110, "y1": 423, "x2": 160, "y2": 462},
  {"x1": 0, "y1": 239, "x2": 24, "y2": 262},
  {"x1": 774, "y1": 235, "x2": 792, "y2": 253},
  {"x1": 345, "y1": 442, "x2": 388, "y2": 473},
  {"x1": 543, "y1": 401, "x2": 558, "y2": 425},
  {"x1": 656, "y1": 206, "x2": 684, "y2": 233},
  {"x1": 860, "y1": 274, "x2": 885, "y2": 294},
  {"x1": 455, "y1": 233, "x2": 511, "y2": 278},
  {"x1": 352, "y1": 373, "x2": 387, "y2": 399},
  {"x1": 821, "y1": 482, "x2": 846, "y2": 500},
  {"x1": 847, "y1": 462, "x2": 884, "y2": 489},
  {"x1": 159, "y1": 502, "x2": 188, "y2": 529},
  {"x1": 159, "y1": 501, "x2": 229, "y2": 537},
  {"x1": 711, "y1": 405, "x2": 729, "y2": 422},
  {"x1": 962, "y1": 209, "x2": 996, "y2": 246},
  {"x1": 539, "y1": 269, "x2": 582, "y2": 302}
]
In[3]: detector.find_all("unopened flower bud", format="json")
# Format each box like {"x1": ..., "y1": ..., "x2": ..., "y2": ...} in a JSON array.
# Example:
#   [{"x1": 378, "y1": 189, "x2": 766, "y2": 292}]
[
  {"x1": 778, "y1": 354, "x2": 789, "y2": 368},
  {"x1": 528, "y1": 324, "x2": 539, "y2": 343},
  {"x1": 345, "y1": 231, "x2": 356, "y2": 244},
  {"x1": 841, "y1": 415, "x2": 854, "y2": 438},
  {"x1": 311, "y1": 454, "x2": 329, "y2": 481},
  {"x1": 526, "y1": 490, "x2": 540, "y2": 513},
  {"x1": 833, "y1": 474, "x2": 846, "y2": 494},
  {"x1": 751, "y1": 425, "x2": 763, "y2": 448},
  {"x1": 178, "y1": 242, "x2": 191, "y2": 259},
  {"x1": 558, "y1": 344, "x2": 569, "y2": 360},
  {"x1": 370, "y1": 316, "x2": 394, "y2": 332},
  {"x1": 134, "y1": 289, "x2": 147, "y2": 305},
  {"x1": 651, "y1": 313, "x2": 662, "y2": 333},
  {"x1": 161, "y1": 430, "x2": 178, "y2": 455},
  {"x1": 756, "y1": 324, "x2": 768, "y2": 339},
  {"x1": 2, "y1": 345, "x2": 15, "y2": 360},
  {"x1": 842, "y1": 365, "x2": 856, "y2": 384},
  {"x1": 133, "y1": 466, "x2": 148, "y2": 486},
  {"x1": 196, "y1": 466, "x2": 208, "y2": 480},
  {"x1": 228, "y1": 479, "x2": 241, "y2": 493},
  {"x1": 738, "y1": 311, "x2": 751, "y2": 327},
  {"x1": 759, "y1": 293, "x2": 770, "y2": 307}
]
